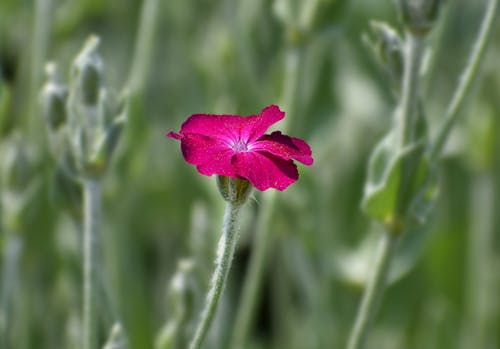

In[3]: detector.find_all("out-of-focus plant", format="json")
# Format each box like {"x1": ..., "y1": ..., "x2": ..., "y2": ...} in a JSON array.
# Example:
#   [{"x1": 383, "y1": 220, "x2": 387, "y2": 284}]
[
  {"x1": 103, "y1": 323, "x2": 128, "y2": 349},
  {"x1": 347, "y1": 0, "x2": 498, "y2": 348},
  {"x1": 40, "y1": 35, "x2": 127, "y2": 349},
  {"x1": 155, "y1": 259, "x2": 199, "y2": 349},
  {"x1": 0, "y1": 133, "x2": 39, "y2": 348}
]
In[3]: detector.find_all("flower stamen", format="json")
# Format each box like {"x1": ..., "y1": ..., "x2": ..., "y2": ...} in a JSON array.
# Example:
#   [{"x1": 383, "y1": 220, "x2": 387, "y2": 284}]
[{"x1": 231, "y1": 139, "x2": 248, "y2": 152}]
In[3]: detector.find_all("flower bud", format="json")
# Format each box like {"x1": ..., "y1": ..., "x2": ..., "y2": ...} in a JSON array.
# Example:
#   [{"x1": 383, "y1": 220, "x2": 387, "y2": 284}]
[
  {"x1": 50, "y1": 154, "x2": 82, "y2": 220},
  {"x1": 85, "y1": 114, "x2": 125, "y2": 178},
  {"x1": 169, "y1": 259, "x2": 197, "y2": 319},
  {"x1": 1, "y1": 134, "x2": 36, "y2": 232},
  {"x1": 40, "y1": 62, "x2": 68, "y2": 130},
  {"x1": 155, "y1": 259, "x2": 199, "y2": 349},
  {"x1": 216, "y1": 176, "x2": 252, "y2": 206},
  {"x1": 71, "y1": 35, "x2": 103, "y2": 106},
  {"x1": 103, "y1": 323, "x2": 128, "y2": 349},
  {"x1": 0, "y1": 75, "x2": 12, "y2": 134},
  {"x1": 65, "y1": 36, "x2": 126, "y2": 179},
  {"x1": 1, "y1": 134, "x2": 31, "y2": 192},
  {"x1": 273, "y1": 0, "x2": 300, "y2": 27},
  {"x1": 397, "y1": 0, "x2": 443, "y2": 36},
  {"x1": 364, "y1": 21, "x2": 404, "y2": 92}
]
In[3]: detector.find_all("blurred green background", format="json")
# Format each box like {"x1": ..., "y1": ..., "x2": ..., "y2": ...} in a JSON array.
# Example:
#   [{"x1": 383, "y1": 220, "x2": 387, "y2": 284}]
[{"x1": 1, "y1": 0, "x2": 499, "y2": 348}]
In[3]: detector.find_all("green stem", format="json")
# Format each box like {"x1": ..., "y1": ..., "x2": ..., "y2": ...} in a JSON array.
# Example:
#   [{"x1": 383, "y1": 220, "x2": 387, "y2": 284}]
[
  {"x1": 346, "y1": 232, "x2": 400, "y2": 349},
  {"x1": 463, "y1": 173, "x2": 496, "y2": 349},
  {"x1": 29, "y1": 0, "x2": 53, "y2": 132},
  {"x1": 83, "y1": 178, "x2": 101, "y2": 349},
  {"x1": 229, "y1": 46, "x2": 302, "y2": 349},
  {"x1": 299, "y1": 0, "x2": 321, "y2": 33},
  {"x1": 126, "y1": 0, "x2": 160, "y2": 95},
  {"x1": 280, "y1": 47, "x2": 302, "y2": 132},
  {"x1": 395, "y1": 34, "x2": 425, "y2": 218},
  {"x1": 429, "y1": 0, "x2": 498, "y2": 161},
  {"x1": 229, "y1": 191, "x2": 276, "y2": 349},
  {"x1": 188, "y1": 201, "x2": 243, "y2": 349},
  {"x1": 398, "y1": 34, "x2": 424, "y2": 148},
  {"x1": 347, "y1": 28, "x2": 425, "y2": 349},
  {"x1": 0, "y1": 234, "x2": 22, "y2": 348}
]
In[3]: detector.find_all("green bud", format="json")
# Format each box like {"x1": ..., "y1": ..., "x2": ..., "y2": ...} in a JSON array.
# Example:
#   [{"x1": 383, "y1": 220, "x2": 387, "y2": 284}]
[
  {"x1": 0, "y1": 79, "x2": 11, "y2": 134},
  {"x1": 50, "y1": 153, "x2": 82, "y2": 221},
  {"x1": 102, "y1": 115, "x2": 125, "y2": 164},
  {"x1": 1, "y1": 134, "x2": 31, "y2": 192},
  {"x1": 40, "y1": 62, "x2": 68, "y2": 130},
  {"x1": 87, "y1": 115, "x2": 125, "y2": 177},
  {"x1": 216, "y1": 176, "x2": 252, "y2": 206},
  {"x1": 397, "y1": 0, "x2": 443, "y2": 36},
  {"x1": 65, "y1": 36, "x2": 126, "y2": 179},
  {"x1": 155, "y1": 259, "x2": 199, "y2": 349},
  {"x1": 365, "y1": 21, "x2": 404, "y2": 92},
  {"x1": 300, "y1": 0, "x2": 349, "y2": 35},
  {"x1": 72, "y1": 35, "x2": 103, "y2": 106},
  {"x1": 1, "y1": 134, "x2": 37, "y2": 232},
  {"x1": 81, "y1": 91, "x2": 126, "y2": 178},
  {"x1": 273, "y1": 0, "x2": 300, "y2": 27},
  {"x1": 273, "y1": 0, "x2": 308, "y2": 45},
  {"x1": 169, "y1": 259, "x2": 198, "y2": 320},
  {"x1": 103, "y1": 323, "x2": 128, "y2": 349}
]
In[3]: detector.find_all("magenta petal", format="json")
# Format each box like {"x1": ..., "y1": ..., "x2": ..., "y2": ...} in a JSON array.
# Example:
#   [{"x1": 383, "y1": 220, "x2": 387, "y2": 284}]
[
  {"x1": 180, "y1": 134, "x2": 236, "y2": 177},
  {"x1": 167, "y1": 131, "x2": 182, "y2": 140},
  {"x1": 179, "y1": 113, "x2": 248, "y2": 143},
  {"x1": 252, "y1": 131, "x2": 314, "y2": 165},
  {"x1": 242, "y1": 105, "x2": 285, "y2": 143},
  {"x1": 233, "y1": 151, "x2": 298, "y2": 191},
  {"x1": 167, "y1": 105, "x2": 312, "y2": 191}
]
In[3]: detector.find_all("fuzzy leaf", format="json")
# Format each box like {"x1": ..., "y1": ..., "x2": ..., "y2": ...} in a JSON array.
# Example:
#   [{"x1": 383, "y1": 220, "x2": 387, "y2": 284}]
[{"x1": 362, "y1": 129, "x2": 433, "y2": 224}]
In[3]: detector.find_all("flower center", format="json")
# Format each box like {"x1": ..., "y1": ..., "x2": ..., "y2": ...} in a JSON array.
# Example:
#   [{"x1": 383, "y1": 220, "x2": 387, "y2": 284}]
[{"x1": 231, "y1": 139, "x2": 248, "y2": 152}]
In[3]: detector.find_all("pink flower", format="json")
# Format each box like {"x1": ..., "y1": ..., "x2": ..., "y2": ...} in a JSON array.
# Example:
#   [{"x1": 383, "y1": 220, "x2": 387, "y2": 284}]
[{"x1": 167, "y1": 105, "x2": 313, "y2": 191}]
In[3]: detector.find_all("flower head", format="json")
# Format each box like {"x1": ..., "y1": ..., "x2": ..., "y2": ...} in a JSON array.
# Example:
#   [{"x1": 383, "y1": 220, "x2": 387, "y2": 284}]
[{"x1": 167, "y1": 105, "x2": 313, "y2": 191}]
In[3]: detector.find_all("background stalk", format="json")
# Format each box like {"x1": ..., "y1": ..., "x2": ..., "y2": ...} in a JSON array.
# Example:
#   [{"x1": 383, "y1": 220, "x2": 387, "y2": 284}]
[
  {"x1": 398, "y1": 35, "x2": 423, "y2": 148},
  {"x1": 126, "y1": 0, "x2": 160, "y2": 95},
  {"x1": 29, "y1": 0, "x2": 53, "y2": 134},
  {"x1": 347, "y1": 30, "x2": 425, "y2": 349},
  {"x1": 229, "y1": 46, "x2": 303, "y2": 349},
  {"x1": 462, "y1": 173, "x2": 496, "y2": 349},
  {"x1": 346, "y1": 232, "x2": 399, "y2": 349},
  {"x1": 83, "y1": 178, "x2": 101, "y2": 349},
  {"x1": 429, "y1": 0, "x2": 498, "y2": 161},
  {"x1": 0, "y1": 233, "x2": 22, "y2": 348}
]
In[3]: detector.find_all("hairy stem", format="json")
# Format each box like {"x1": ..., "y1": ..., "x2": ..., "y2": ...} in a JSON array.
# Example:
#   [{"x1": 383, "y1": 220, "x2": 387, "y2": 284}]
[
  {"x1": 346, "y1": 232, "x2": 400, "y2": 349},
  {"x1": 188, "y1": 201, "x2": 243, "y2": 349},
  {"x1": 229, "y1": 191, "x2": 276, "y2": 349},
  {"x1": 429, "y1": 0, "x2": 498, "y2": 161},
  {"x1": 83, "y1": 178, "x2": 101, "y2": 349}
]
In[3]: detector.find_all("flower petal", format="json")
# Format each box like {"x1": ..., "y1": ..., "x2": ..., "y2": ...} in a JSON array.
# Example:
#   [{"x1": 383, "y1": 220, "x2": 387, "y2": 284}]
[
  {"x1": 178, "y1": 105, "x2": 285, "y2": 145},
  {"x1": 242, "y1": 105, "x2": 285, "y2": 143},
  {"x1": 166, "y1": 131, "x2": 182, "y2": 140},
  {"x1": 233, "y1": 151, "x2": 298, "y2": 191},
  {"x1": 178, "y1": 114, "x2": 248, "y2": 144},
  {"x1": 251, "y1": 131, "x2": 314, "y2": 165},
  {"x1": 180, "y1": 134, "x2": 236, "y2": 177}
]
